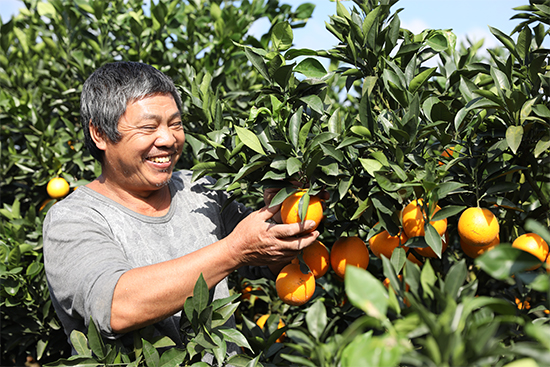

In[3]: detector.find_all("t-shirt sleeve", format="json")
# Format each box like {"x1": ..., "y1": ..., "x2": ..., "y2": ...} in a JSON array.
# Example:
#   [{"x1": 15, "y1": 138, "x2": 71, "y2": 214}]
[{"x1": 43, "y1": 204, "x2": 130, "y2": 339}]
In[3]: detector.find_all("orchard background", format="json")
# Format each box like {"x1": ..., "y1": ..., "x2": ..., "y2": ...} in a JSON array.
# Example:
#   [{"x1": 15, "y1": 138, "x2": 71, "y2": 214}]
[{"x1": 1, "y1": 0, "x2": 550, "y2": 366}]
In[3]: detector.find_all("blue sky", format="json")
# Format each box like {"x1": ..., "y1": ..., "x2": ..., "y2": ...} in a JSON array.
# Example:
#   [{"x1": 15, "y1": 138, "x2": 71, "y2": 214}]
[
  {"x1": 0, "y1": 0, "x2": 532, "y2": 53},
  {"x1": 283, "y1": 0, "x2": 526, "y2": 52}
]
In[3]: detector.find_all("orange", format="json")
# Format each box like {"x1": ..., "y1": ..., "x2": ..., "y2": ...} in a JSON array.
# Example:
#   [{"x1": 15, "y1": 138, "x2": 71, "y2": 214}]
[
  {"x1": 515, "y1": 297, "x2": 531, "y2": 311},
  {"x1": 512, "y1": 233, "x2": 549, "y2": 270},
  {"x1": 240, "y1": 284, "x2": 261, "y2": 301},
  {"x1": 280, "y1": 190, "x2": 324, "y2": 233},
  {"x1": 47, "y1": 177, "x2": 70, "y2": 199},
  {"x1": 438, "y1": 146, "x2": 454, "y2": 165},
  {"x1": 330, "y1": 236, "x2": 370, "y2": 279},
  {"x1": 368, "y1": 227, "x2": 409, "y2": 259},
  {"x1": 256, "y1": 314, "x2": 285, "y2": 343},
  {"x1": 402, "y1": 199, "x2": 447, "y2": 238},
  {"x1": 457, "y1": 207, "x2": 499, "y2": 247},
  {"x1": 461, "y1": 235, "x2": 499, "y2": 259},
  {"x1": 300, "y1": 240, "x2": 330, "y2": 279},
  {"x1": 276, "y1": 262, "x2": 316, "y2": 306},
  {"x1": 412, "y1": 232, "x2": 449, "y2": 258}
]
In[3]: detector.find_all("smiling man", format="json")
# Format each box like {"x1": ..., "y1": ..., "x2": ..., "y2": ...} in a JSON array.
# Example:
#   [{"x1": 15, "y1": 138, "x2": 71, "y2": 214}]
[{"x1": 43, "y1": 62, "x2": 320, "y2": 353}]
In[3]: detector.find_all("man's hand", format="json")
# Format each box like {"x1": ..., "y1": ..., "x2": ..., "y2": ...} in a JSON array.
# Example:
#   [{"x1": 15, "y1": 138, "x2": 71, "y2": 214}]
[{"x1": 225, "y1": 204, "x2": 320, "y2": 268}]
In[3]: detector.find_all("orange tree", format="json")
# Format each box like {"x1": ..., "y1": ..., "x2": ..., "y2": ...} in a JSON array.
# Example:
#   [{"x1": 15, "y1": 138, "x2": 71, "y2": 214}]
[
  {"x1": 0, "y1": 0, "x2": 313, "y2": 364},
  {"x1": 1, "y1": 0, "x2": 550, "y2": 365},
  {"x1": 184, "y1": 0, "x2": 550, "y2": 365}
]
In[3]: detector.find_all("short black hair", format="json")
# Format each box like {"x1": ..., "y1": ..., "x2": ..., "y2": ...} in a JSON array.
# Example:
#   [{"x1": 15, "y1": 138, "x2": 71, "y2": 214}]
[{"x1": 80, "y1": 62, "x2": 182, "y2": 163}]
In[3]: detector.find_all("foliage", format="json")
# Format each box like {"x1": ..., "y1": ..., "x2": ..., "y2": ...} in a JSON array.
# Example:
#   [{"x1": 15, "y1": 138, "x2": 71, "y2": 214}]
[
  {"x1": 44, "y1": 274, "x2": 251, "y2": 367},
  {"x1": 0, "y1": 0, "x2": 312, "y2": 364},
  {"x1": 1, "y1": 0, "x2": 550, "y2": 365}
]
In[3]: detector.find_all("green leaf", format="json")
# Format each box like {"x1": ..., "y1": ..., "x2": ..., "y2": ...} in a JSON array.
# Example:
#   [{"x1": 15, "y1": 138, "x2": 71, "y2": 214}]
[
  {"x1": 294, "y1": 58, "x2": 327, "y2": 78},
  {"x1": 525, "y1": 219, "x2": 550, "y2": 247},
  {"x1": 420, "y1": 260, "x2": 436, "y2": 299},
  {"x1": 424, "y1": 224, "x2": 442, "y2": 258},
  {"x1": 159, "y1": 348, "x2": 187, "y2": 367},
  {"x1": 534, "y1": 136, "x2": 550, "y2": 158},
  {"x1": 298, "y1": 192, "x2": 310, "y2": 223},
  {"x1": 69, "y1": 330, "x2": 91, "y2": 356},
  {"x1": 269, "y1": 187, "x2": 298, "y2": 208},
  {"x1": 216, "y1": 327, "x2": 252, "y2": 350},
  {"x1": 443, "y1": 260, "x2": 467, "y2": 300},
  {"x1": 235, "y1": 126, "x2": 266, "y2": 155},
  {"x1": 506, "y1": 125, "x2": 524, "y2": 154},
  {"x1": 341, "y1": 332, "x2": 402, "y2": 367},
  {"x1": 430, "y1": 205, "x2": 466, "y2": 222},
  {"x1": 305, "y1": 299, "x2": 327, "y2": 340},
  {"x1": 289, "y1": 107, "x2": 303, "y2": 150},
  {"x1": 299, "y1": 95, "x2": 324, "y2": 115},
  {"x1": 489, "y1": 26, "x2": 520, "y2": 59},
  {"x1": 281, "y1": 354, "x2": 318, "y2": 367},
  {"x1": 409, "y1": 67, "x2": 437, "y2": 94},
  {"x1": 345, "y1": 266, "x2": 388, "y2": 319},
  {"x1": 87, "y1": 318, "x2": 105, "y2": 360},
  {"x1": 286, "y1": 157, "x2": 302, "y2": 177},
  {"x1": 244, "y1": 47, "x2": 271, "y2": 82},
  {"x1": 272, "y1": 22, "x2": 293, "y2": 51},
  {"x1": 142, "y1": 339, "x2": 160, "y2": 367},
  {"x1": 193, "y1": 273, "x2": 209, "y2": 314},
  {"x1": 475, "y1": 245, "x2": 542, "y2": 280},
  {"x1": 359, "y1": 158, "x2": 384, "y2": 177}
]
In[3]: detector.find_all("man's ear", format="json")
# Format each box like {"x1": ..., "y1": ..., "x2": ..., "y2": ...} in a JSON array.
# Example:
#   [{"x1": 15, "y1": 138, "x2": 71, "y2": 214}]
[{"x1": 89, "y1": 122, "x2": 107, "y2": 151}]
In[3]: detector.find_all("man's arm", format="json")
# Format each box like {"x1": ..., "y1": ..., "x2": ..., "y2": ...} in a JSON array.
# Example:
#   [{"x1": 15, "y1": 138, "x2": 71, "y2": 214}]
[{"x1": 110, "y1": 204, "x2": 318, "y2": 333}]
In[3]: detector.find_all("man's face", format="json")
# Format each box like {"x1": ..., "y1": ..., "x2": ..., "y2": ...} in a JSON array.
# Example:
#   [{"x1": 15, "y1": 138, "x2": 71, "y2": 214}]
[{"x1": 101, "y1": 93, "x2": 184, "y2": 194}]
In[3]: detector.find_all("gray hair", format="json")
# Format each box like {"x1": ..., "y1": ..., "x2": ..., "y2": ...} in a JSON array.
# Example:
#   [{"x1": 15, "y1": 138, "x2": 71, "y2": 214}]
[{"x1": 80, "y1": 62, "x2": 182, "y2": 163}]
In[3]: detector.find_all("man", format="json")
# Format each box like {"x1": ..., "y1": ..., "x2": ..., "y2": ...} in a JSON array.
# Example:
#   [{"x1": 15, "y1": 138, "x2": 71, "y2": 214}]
[{"x1": 43, "y1": 62, "x2": 319, "y2": 351}]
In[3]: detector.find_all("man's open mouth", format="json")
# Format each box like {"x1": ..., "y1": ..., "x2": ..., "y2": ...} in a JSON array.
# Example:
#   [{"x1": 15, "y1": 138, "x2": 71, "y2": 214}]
[{"x1": 147, "y1": 155, "x2": 171, "y2": 163}]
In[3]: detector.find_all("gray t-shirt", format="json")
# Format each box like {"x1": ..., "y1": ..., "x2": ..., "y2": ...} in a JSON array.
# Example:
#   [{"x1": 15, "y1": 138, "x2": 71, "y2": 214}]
[{"x1": 43, "y1": 170, "x2": 270, "y2": 349}]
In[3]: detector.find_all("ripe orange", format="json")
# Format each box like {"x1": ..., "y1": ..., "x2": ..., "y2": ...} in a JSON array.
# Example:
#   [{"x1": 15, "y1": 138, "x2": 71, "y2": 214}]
[
  {"x1": 330, "y1": 236, "x2": 370, "y2": 279},
  {"x1": 240, "y1": 284, "x2": 261, "y2": 301},
  {"x1": 368, "y1": 228, "x2": 408, "y2": 259},
  {"x1": 300, "y1": 240, "x2": 330, "y2": 279},
  {"x1": 438, "y1": 146, "x2": 454, "y2": 165},
  {"x1": 47, "y1": 177, "x2": 70, "y2": 199},
  {"x1": 412, "y1": 232, "x2": 449, "y2": 258},
  {"x1": 402, "y1": 199, "x2": 447, "y2": 238},
  {"x1": 276, "y1": 262, "x2": 316, "y2": 306},
  {"x1": 515, "y1": 297, "x2": 531, "y2": 311},
  {"x1": 457, "y1": 207, "x2": 499, "y2": 247},
  {"x1": 256, "y1": 314, "x2": 285, "y2": 343},
  {"x1": 512, "y1": 233, "x2": 549, "y2": 270},
  {"x1": 461, "y1": 235, "x2": 499, "y2": 259},
  {"x1": 280, "y1": 190, "x2": 324, "y2": 233}
]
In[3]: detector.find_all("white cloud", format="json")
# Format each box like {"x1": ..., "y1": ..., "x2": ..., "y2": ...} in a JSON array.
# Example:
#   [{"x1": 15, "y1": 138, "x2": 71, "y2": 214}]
[{"x1": 401, "y1": 18, "x2": 430, "y2": 35}]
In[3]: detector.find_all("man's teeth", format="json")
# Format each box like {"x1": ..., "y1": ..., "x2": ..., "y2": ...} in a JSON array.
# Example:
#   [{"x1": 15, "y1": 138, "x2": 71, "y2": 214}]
[{"x1": 148, "y1": 156, "x2": 171, "y2": 163}]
